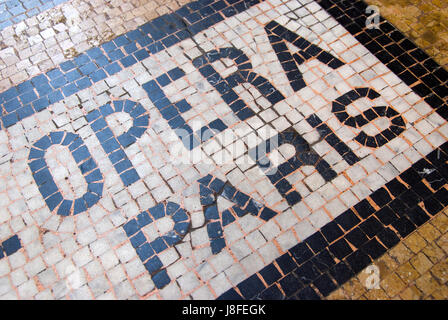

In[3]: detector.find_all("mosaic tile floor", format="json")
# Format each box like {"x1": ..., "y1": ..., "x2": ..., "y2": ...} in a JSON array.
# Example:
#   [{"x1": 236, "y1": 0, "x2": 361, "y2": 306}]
[
  {"x1": 364, "y1": 0, "x2": 448, "y2": 68},
  {"x1": 0, "y1": 0, "x2": 447, "y2": 300},
  {"x1": 327, "y1": 209, "x2": 448, "y2": 300}
]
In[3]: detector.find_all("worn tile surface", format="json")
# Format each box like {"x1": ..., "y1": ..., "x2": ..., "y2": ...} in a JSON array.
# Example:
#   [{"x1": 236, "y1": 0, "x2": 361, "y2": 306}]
[
  {"x1": 364, "y1": 0, "x2": 448, "y2": 68},
  {"x1": 0, "y1": 0, "x2": 447, "y2": 299},
  {"x1": 327, "y1": 209, "x2": 448, "y2": 300}
]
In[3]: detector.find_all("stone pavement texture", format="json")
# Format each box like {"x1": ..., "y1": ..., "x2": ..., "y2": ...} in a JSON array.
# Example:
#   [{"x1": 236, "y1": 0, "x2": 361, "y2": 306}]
[
  {"x1": 327, "y1": 209, "x2": 448, "y2": 300},
  {"x1": 0, "y1": 0, "x2": 70, "y2": 31},
  {"x1": 0, "y1": 0, "x2": 447, "y2": 300},
  {"x1": 364, "y1": 0, "x2": 448, "y2": 68}
]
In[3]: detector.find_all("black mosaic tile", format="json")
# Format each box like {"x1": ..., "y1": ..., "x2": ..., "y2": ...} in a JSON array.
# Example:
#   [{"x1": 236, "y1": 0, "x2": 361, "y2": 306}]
[
  {"x1": 361, "y1": 238, "x2": 387, "y2": 260},
  {"x1": 392, "y1": 216, "x2": 416, "y2": 238},
  {"x1": 423, "y1": 197, "x2": 444, "y2": 216},
  {"x1": 370, "y1": 187, "x2": 392, "y2": 207},
  {"x1": 376, "y1": 228, "x2": 401, "y2": 249},
  {"x1": 258, "y1": 285, "x2": 285, "y2": 300},
  {"x1": 388, "y1": 198, "x2": 409, "y2": 217},
  {"x1": 321, "y1": 222, "x2": 344, "y2": 243},
  {"x1": 305, "y1": 232, "x2": 328, "y2": 254},
  {"x1": 289, "y1": 242, "x2": 314, "y2": 265},
  {"x1": 279, "y1": 273, "x2": 304, "y2": 297},
  {"x1": 375, "y1": 206, "x2": 398, "y2": 225},
  {"x1": 259, "y1": 264, "x2": 282, "y2": 286},
  {"x1": 353, "y1": 199, "x2": 375, "y2": 219},
  {"x1": 217, "y1": 288, "x2": 243, "y2": 300},
  {"x1": 345, "y1": 227, "x2": 369, "y2": 248},
  {"x1": 329, "y1": 261, "x2": 354, "y2": 286},
  {"x1": 399, "y1": 189, "x2": 422, "y2": 209},
  {"x1": 329, "y1": 238, "x2": 353, "y2": 260},
  {"x1": 294, "y1": 261, "x2": 321, "y2": 285},
  {"x1": 334, "y1": 209, "x2": 361, "y2": 231},
  {"x1": 312, "y1": 249, "x2": 336, "y2": 273},
  {"x1": 345, "y1": 250, "x2": 372, "y2": 275},
  {"x1": 276, "y1": 254, "x2": 296, "y2": 274},
  {"x1": 359, "y1": 216, "x2": 383, "y2": 238},
  {"x1": 412, "y1": 181, "x2": 434, "y2": 199},
  {"x1": 295, "y1": 287, "x2": 321, "y2": 300},
  {"x1": 237, "y1": 274, "x2": 266, "y2": 299},
  {"x1": 406, "y1": 206, "x2": 430, "y2": 227}
]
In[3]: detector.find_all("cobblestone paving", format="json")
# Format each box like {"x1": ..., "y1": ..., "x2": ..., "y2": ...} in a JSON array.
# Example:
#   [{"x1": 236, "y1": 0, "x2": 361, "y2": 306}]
[
  {"x1": 327, "y1": 209, "x2": 448, "y2": 299},
  {"x1": 328, "y1": 0, "x2": 448, "y2": 300},
  {"x1": 0, "y1": 0, "x2": 191, "y2": 90},
  {"x1": 0, "y1": 0, "x2": 70, "y2": 31},
  {"x1": 364, "y1": 0, "x2": 448, "y2": 68},
  {"x1": 0, "y1": 0, "x2": 447, "y2": 300}
]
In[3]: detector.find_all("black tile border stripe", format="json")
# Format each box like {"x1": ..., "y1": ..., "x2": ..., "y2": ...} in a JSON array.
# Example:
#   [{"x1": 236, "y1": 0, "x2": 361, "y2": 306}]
[
  {"x1": 0, "y1": 0, "x2": 446, "y2": 300},
  {"x1": 218, "y1": 0, "x2": 448, "y2": 300},
  {"x1": 219, "y1": 141, "x2": 448, "y2": 300},
  {"x1": 319, "y1": 0, "x2": 448, "y2": 111}
]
